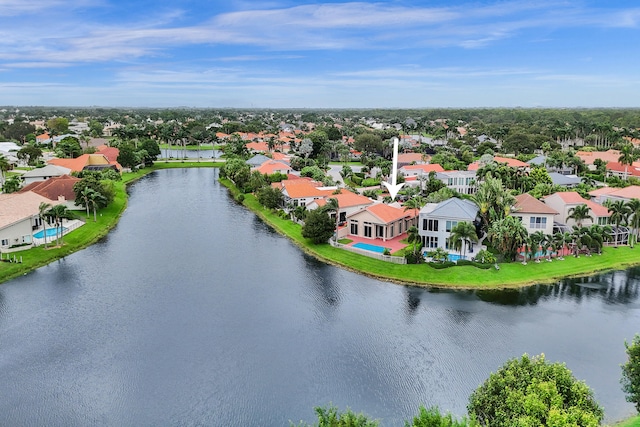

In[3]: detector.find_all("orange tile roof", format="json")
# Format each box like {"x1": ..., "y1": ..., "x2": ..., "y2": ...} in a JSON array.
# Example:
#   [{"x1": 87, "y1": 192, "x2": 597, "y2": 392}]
[
  {"x1": 283, "y1": 183, "x2": 332, "y2": 199},
  {"x1": 96, "y1": 146, "x2": 119, "y2": 163},
  {"x1": 314, "y1": 190, "x2": 374, "y2": 209},
  {"x1": 401, "y1": 164, "x2": 445, "y2": 173},
  {"x1": 576, "y1": 149, "x2": 620, "y2": 165},
  {"x1": 606, "y1": 161, "x2": 640, "y2": 177},
  {"x1": 254, "y1": 161, "x2": 291, "y2": 175},
  {"x1": 246, "y1": 141, "x2": 269, "y2": 152},
  {"x1": 0, "y1": 191, "x2": 63, "y2": 228},
  {"x1": 514, "y1": 193, "x2": 558, "y2": 215},
  {"x1": 591, "y1": 185, "x2": 640, "y2": 200},
  {"x1": 398, "y1": 153, "x2": 428, "y2": 164},
  {"x1": 545, "y1": 191, "x2": 610, "y2": 217},
  {"x1": 19, "y1": 175, "x2": 80, "y2": 202},
  {"x1": 366, "y1": 203, "x2": 413, "y2": 224},
  {"x1": 468, "y1": 156, "x2": 529, "y2": 171}
]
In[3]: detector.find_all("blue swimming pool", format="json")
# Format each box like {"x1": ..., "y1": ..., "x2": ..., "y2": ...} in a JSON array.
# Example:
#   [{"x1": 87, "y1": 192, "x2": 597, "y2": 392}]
[
  {"x1": 448, "y1": 253, "x2": 462, "y2": 262},
  {"x1": 352, "y1": 242, "x2": 387, "y2": 253},
  {"x1": 33, "y1": 227, "x2": 67, "y2": 239}
]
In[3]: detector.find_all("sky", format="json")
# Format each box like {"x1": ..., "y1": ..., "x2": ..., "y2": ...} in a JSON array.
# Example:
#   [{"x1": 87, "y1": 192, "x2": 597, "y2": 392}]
[{"x1": 1, "y1": 0, "x2": 639, "y2": 108}]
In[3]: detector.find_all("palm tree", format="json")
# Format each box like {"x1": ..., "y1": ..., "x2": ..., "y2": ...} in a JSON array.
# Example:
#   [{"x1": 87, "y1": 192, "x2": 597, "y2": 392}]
[
  {"x1": 0, "y1": 154, "x2": 10, "y2": 186},
  {"x1": 606, "y1": 199, "x2": 630, "y2": 246},
  {"x1": 567, "y1": 204, "x2": 592, "y2": 227},
  {"x1": 403, "y1": 195, "x2": 426, "y2": 218},
  {"x1": 618, "y1": 144, "x2": 636, "y2": 180},
  {"x1": 530, "y1": 231, "x2": 546, "y2": 263},
  {"x1": 406, "y1": 225, "x2": 421, "y2": 256},
  {"x1": 79, "y1": 187, "x2": 96, "y2": 218},
  {"x1": 38, "y1": 202, "x2": 52, "y2": 249},
  {"x1": 46, "y1": 204, "x2": 73, "y2": 247},
  {"x1": 551, "y1": 231, "x2": 569, "y2": 260},
  {"x1": 88, "y1": 190, "x2": 107, "y2": 222},
  {"x1": 488, "y1": 216, "x2": 528, "y2": 262},
  {"x1": 625, "y1": 198, "x2": 640, "y2": 247},
  {"x1": 571, "y1": 226, "x2": 593, "y2": 257},
  {"x1": 322, "y1": 198, "x2": 340, "y2": 241},
  {"x1": 449, "y1": 221, "x2": 478, "y2": 260}
]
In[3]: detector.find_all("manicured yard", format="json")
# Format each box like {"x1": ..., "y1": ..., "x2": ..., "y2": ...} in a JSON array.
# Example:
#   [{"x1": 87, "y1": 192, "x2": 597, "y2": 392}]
[
  {"x1": 613, "y1": 415, "x2": 640, "y2": 427},
  {"x1": 224, "y1": 178, "x2": 640, "y2": 289}
]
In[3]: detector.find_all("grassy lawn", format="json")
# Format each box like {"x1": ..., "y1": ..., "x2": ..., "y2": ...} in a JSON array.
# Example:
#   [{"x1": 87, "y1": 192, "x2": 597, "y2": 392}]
[
  {"x1": 0, "y1": 162, "x2": 224, "y2": 285},
  {"x1": 6, "y1": 163, "x2": 640, "y2": 290},
  {"x1": 223, "y1": 178, "x2": 640, "y2": 289},
  {"x1": 612, "y1": 415, "x2": 640, "y2": 427},
  {"x1": 158, "y1": 143, "x2": 216, "y2": 151}
]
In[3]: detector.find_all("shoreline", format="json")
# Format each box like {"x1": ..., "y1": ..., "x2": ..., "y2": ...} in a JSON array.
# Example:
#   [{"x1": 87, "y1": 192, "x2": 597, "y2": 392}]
[
  {"x1": 2, "y1": 163, "x2": 640, "y2": 289},
  {"x1": 219, "y1": 178, "x2": 640, "y2": 290}
]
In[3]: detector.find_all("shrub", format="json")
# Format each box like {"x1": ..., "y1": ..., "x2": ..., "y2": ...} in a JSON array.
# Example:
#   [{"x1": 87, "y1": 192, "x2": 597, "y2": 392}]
[
  {"x1": 235, "y1": 194, "x2": 245, "y2": 203},
  {"x1": 406, "y1": 406, "x2": 477, "y2": 427},
  {"x1": 468, "y1": 354, "x2": 603, "y2": 427},
  {"x1": 473, "y1": 249, "x2": 496, "y2": 264},
  {"x1": 428, "y1": 261, "x2": 455, "y2": 269},
  {"x1": 405, "y1": 252, "x2": 423, "y2": 264},
  {"x1": 293, "y1": 405, "x2": 379, "y2": 427},
  {"x1": 621, "y1": 334, "x2": 640, "y2": 412}
]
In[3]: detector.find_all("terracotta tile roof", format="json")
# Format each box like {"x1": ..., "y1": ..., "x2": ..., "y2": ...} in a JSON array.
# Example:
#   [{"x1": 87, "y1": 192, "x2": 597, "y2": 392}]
[
  {"x1": 513, "y1": 193, "x2": 558, "y2": 215},
  {"x1": 606, "y1": 161, "x2": 640, "y2": 177},
  {"x1": 468, "y1": 156, "x2": 529, "y2": 171},
  {"x1": 246, "y1": 141, "x2": 268, "y2": 152},
  {"x1": 0, "y1": 191, "x2": 62, "y2": 228},
  {"x1": 96, "y1": 146, "x2": 120, "y2": 163},
  {"x1": 36, "y1": 133, "x2": 50, "y2": 140},
  {"x1": 576, "y1": 149, "x2": 620, "y2": 165},
  {"x1": 48, "y1": 154, "x2": 112, "y2": 172},
  {"x1": 19, "y1": 175, "x2": 80, "y2": 202},
  {"x1": 282, "y1": 183, "x2": 332, "y2": 199},
  {"x1": 253, "y1": 161, "x2": 291, "y2": 175},
  {"x1": 314, "y1": 190, "x2": 374, "y2": 209},
  {"x1": 271, "y1": 152, "x2": 289, "y2": 162},
  {"x1": 400, "y1": 164, "x2": 445, "y2": 173},
  {"x1": 366, "y1": 203, "x2": 414, "y2": 224},
  {"x1": 545, "y1": 191, "x2": 610, "y2": 217},
  {"x1": 591, "y1": 185, "x2": 640, "y2": 200},
  {"x1": 398, "y1": 153, "x2": 428, "y2": 164}
]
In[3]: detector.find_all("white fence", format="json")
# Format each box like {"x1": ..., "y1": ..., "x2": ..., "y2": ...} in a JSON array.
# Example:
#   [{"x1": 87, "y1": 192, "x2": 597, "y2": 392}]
[
  {"x1": 330, "y1": 240, "x2": 407, "y2": 264},
  {"x1": 32, "y1": 219, "x2": 85, "y2": 247}
]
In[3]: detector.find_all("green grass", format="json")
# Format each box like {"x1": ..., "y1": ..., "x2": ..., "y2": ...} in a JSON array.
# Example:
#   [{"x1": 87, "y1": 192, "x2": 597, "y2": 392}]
[
  {"x1": 0, "y1": 161, "x2": 224, "y2": 285},
  {"x1": 222, "y1": 178, "x2": 640, "y2": 289},
  {"x1": 612, "y1": 415, "x2": 640, "y2": 427},
  {"x1": 0, "y1": 181, "x2": 128, "y2": 284},
  {"x1": 158, "y1": 143, "x2": 216, "y2": 151},
  {"x1": 338, "y1": 238, "x2": 353, "y2": 244}
]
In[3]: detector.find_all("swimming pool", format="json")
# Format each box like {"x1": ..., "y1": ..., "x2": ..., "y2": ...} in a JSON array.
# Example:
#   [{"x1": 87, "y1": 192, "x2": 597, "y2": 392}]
[
  {"x1": 33, "y1": 227, "x2": 67, "y2": 239},
  {"x1": 352, "y1": 242, "x2": 387, "y2": 253},
  {"x1": 448, "y1": 253, "x2": 462, "y2": 262}
]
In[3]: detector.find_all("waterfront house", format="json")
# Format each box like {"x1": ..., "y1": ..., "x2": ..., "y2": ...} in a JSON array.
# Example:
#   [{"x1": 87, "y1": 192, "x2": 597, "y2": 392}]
[
  {"x1": 0, "y1": 191, "x2": 61, "y2": 251},
  {"x1": 418, "y1": 198, "x2": 479, "y2": 253},
  {"x1": 21, "y1": 165, "x2": 71, "y2": 186},
  {"x1": 511, "y1": 193, "x2": 558, "y2": 235},
  {"x1": 542, "y1": 191, "x2": 610, "y2": 227},
  {"x1": 19, "y1": 175, "x2": 82, "y2": 211},
  {"x1": 345, "y1": 203, "x2": 417, "y2": 242}
]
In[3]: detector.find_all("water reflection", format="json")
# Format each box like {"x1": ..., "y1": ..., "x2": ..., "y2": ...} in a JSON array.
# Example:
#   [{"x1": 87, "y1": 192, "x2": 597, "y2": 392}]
[
  {"x1": 475, "y1": 271, "x2": 640, "y2": 306},
  {"x1": 0, "y1": 168, "x2": 637, "y2": 426}
]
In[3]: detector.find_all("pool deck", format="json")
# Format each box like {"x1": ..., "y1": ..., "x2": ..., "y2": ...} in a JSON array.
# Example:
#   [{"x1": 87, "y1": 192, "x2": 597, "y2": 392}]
[{"x1": 345, "y1": 233, "x2": 409, "y2": 253}]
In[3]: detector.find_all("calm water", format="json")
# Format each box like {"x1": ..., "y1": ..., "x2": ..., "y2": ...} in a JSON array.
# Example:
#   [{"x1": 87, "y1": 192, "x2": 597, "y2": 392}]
[{"x1": 0, "y1": 168, "x2": 638, "y2": 426}]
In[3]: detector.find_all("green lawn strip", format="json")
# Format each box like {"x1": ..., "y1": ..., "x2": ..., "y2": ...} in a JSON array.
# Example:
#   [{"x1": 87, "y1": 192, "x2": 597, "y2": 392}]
[
  {"x1": 0, "y1": 162, "x2": 226, "y2": 284},
  {"x1": 612, "y1": 415, "x2": 640, "y2": 427},
  {"x1": 0, "y1": 181, "x2": 128, "y2": 284},
  {"x1": 222, "y1": 178, "x2": 640, "y2": 289}
]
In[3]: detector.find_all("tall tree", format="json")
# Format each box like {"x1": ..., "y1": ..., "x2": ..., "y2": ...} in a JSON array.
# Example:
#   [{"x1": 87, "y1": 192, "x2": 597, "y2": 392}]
[
  {"x1": 618, "y1": 144, "x2": 637, "y2": 180},
  {"x1": 449, "y1": 221, "x2": 478, "y2": 260},
  {"x1": 567, "y1": 204, "x2": 592, "y2": 228},
  {"x1": 606, "y1": 199, "x2": 630, "y2": 246},
  {"x1": 38, "y1": 202, "x2": 52, "y2": 249},
  {"x1": 625, "y1": 198, "x2": 640, "y2": 247}
]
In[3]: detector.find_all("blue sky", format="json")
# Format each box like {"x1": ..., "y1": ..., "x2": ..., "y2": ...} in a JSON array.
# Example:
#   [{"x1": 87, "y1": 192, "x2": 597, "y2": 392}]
[{"x1": 1, "y1": 0, "x2": 639, "y2": 108}]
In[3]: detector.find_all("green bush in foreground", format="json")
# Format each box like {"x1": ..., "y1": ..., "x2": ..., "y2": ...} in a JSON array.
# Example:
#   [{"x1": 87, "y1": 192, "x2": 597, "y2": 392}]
[
  {"x1": 293, "y1": 405, "x2": 379, "y2": 426},
  {"x1": 405, "y1": 406, "x2": 477, "y2": 427},
  {"x1": 622, "y1": 334, "x2": 640, "y2": 412},
  {"x1": 468, "y1": 354, "x2": 603, "y2": 427}
]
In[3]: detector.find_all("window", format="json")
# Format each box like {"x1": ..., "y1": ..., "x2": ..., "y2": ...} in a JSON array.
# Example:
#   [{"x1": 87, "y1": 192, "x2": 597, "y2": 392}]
[
  {"x1": 364, "y1": 223, "x2": 372, "y2": 238},
  {"x1": 390, "y1": 224, "x2": 394, "y2": 238},
  {"x1": 350, "y1": 221, "x2": 358, "y2": 235},
  {"x1": 529, "y1": 217, "x2": 547, "y2": 229},
  {"x1": 425, "y1": 236, "x2": 438, "y2": 248},
  {"x1": 1, "y1": 239, "x2": 7, "y2": 246},
  {"x1": 446, "y1": 220, "x2": 458, "y2": 232},
  {"x1": 598, "y1": 217, "x2": 609, "y2": 225},
  {"x1": 423, "y1": 219, "x2": 439, "y2": 231}
]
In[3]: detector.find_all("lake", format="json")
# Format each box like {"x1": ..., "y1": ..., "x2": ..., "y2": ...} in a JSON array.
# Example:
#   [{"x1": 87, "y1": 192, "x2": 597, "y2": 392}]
[{"x1": 0, "y1": 168, "x2": 638, "y2": 426}]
